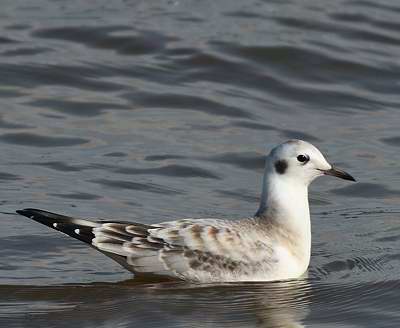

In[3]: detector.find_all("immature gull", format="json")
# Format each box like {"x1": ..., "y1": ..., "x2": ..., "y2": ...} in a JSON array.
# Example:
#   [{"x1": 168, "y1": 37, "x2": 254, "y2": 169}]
[{"x1": 16, "y1": 140, "x2": 355, "y2": 283}]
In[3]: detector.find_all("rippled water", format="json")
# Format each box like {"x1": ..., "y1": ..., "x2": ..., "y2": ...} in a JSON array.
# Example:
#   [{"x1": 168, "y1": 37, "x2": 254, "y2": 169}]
[{"x1": 1, "y1": 0, "x2": 400, "y2": 326}]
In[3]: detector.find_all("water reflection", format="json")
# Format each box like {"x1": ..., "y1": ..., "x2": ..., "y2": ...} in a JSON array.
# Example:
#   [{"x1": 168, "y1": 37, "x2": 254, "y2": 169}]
[{"x1": 0, "y1": 279, "x2": 312, "y2": 328}]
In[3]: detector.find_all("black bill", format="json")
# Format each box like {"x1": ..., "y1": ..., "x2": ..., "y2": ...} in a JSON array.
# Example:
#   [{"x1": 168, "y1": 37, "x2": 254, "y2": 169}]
[{"x1": 323, "y1": 167, "x2": 356, "y2": 182}]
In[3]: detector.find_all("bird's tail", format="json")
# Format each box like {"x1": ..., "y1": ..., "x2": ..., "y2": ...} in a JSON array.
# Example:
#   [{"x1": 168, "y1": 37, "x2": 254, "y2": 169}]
[{"x1": 16, "y1": 208, "x2": 100, "y2": 245}]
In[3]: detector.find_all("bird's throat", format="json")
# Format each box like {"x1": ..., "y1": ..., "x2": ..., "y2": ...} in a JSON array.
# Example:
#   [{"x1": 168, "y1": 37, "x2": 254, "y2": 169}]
[{"x1": 257, "y1": 173, "x2": 311, "y2": 235}]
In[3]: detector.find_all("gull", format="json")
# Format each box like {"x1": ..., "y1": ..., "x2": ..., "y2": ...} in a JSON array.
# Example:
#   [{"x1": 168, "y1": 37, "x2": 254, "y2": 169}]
[{"x1": 16, "y1": 140, "x2": 355, "y2": 283}]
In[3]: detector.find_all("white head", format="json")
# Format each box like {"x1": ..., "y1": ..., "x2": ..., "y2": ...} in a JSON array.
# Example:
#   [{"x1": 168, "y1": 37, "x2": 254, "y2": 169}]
[
  {"x1": 267, "y1": 139, "x2": 355, "y2": 186},
  {"x1": 257, "y1": 140, "x2": 355, "y2": 218}
]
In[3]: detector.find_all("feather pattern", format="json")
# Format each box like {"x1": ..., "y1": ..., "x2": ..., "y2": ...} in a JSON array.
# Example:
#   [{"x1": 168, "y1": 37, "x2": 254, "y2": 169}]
[{"x1": 17, "y1": 208, "x2": 309, "y2": 282}]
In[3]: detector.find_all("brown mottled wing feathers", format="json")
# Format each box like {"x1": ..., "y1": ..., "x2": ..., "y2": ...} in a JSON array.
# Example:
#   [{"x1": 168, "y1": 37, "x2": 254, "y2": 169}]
[{"x1": 92, "y1": 218, "x2": 268, "y2": 281}]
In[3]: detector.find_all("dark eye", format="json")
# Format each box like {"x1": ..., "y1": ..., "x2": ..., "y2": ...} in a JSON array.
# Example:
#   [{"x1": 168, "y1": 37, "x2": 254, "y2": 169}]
[{"x1": 297, "y1": 154, "x2": 309, "y2": 163}]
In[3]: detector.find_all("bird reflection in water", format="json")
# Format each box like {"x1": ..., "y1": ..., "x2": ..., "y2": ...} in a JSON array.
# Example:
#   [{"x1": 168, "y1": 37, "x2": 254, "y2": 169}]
[{"x1": 0, "y1": 278, "x2": 312, "y2": 328}]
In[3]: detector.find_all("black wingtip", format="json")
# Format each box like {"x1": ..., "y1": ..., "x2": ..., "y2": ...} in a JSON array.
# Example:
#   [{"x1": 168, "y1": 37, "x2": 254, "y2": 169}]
[
  {"x1": 16, "y1": 208, "x2": 29, "y2": 216},
  {"x1": 16, "y1": 208, "x2": 57, "y2": 226},
  {"x1": 16, "y1": 208, "x2": 39, "y2": 217},
  {"x1": 16, "y1": 208, "x2": 96, "y2": 244}
]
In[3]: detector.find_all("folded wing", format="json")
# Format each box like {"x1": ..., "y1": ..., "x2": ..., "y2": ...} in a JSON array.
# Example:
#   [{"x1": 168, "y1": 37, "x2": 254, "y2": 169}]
[{"x1": 17, "y1": 208, "x2": 272, "y2": 282}]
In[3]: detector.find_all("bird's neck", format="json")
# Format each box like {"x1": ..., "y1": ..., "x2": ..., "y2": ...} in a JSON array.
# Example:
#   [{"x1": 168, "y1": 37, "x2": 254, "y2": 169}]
[{"x1": 256, "y1": 169, "x2": 311, "y2": 246}]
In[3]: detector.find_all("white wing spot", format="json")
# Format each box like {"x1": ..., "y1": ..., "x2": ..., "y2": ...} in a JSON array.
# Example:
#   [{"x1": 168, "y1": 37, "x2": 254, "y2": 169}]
[
  {"x1": 53, "y1": 223, "x2": 58, "y2": 228},
  {"x1": 74, "y1": 229, "x2": 80, "y2": 235}
]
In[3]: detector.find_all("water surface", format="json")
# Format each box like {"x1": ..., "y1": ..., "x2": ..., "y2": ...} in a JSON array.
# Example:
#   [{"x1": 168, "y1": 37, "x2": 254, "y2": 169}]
[{"x1": 1, "y1": 0, "x2": 400, "y2": 327}]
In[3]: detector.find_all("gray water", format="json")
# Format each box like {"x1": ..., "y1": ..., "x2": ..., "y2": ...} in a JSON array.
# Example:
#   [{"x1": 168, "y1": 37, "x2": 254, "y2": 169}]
[{"x1": 0, "y1": 0, "x2": 400, "y2": 327}]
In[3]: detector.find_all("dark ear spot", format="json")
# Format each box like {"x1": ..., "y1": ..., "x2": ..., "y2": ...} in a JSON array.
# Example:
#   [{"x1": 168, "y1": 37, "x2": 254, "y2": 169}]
[{"x1": 275, "y1": 160, "x2": 288, "y2": 174}]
